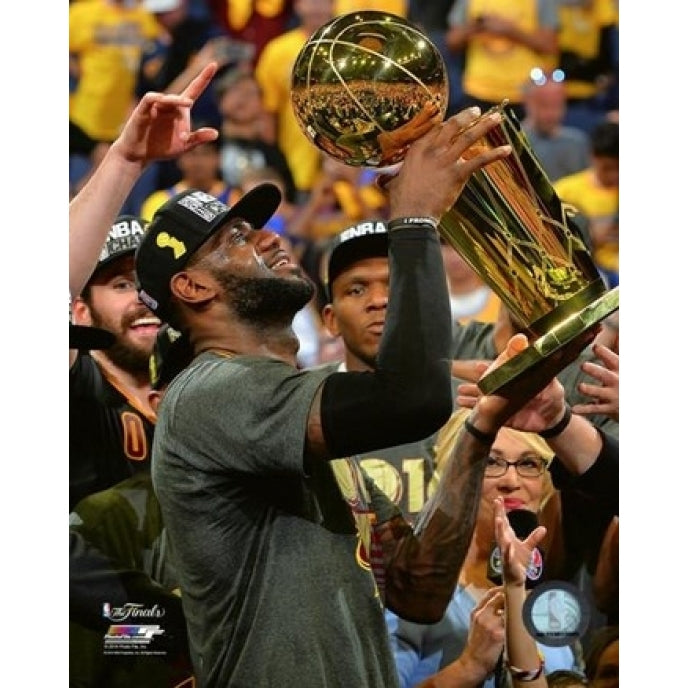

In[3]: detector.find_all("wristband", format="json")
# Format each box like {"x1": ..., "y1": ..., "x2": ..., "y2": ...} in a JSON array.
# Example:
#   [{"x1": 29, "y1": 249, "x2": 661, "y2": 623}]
[
  {"x1": 464, "y1": 418, "x2": 496, "y2": 445},
  {"x1": 507, "y1": 658, "x2": 544, "y2": 682},
  {"x1": 538, "y1": 404, "x2": 572, "y2": 439},
  {"x1": 387, "y1": 216, "x2": 438, "y2": 232}
]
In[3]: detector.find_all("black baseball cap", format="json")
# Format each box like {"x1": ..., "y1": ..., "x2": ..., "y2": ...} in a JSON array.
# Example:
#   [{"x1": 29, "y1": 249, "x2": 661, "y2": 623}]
[
  {"x1": 89, "y1": 215, "x2": 149, "y2": 283},
  {"x1": 149, "y1": 323, "x2": 194, "y2": 390},
  {"x1": 135, "y1": 184, "x2": 282, "y2": 321},
  {"x1": 324, "y1": 220, "x2": 388, "y2": 298},
  {"x1": 69, "y1": 323, "x2": 116, "y2": 351}
]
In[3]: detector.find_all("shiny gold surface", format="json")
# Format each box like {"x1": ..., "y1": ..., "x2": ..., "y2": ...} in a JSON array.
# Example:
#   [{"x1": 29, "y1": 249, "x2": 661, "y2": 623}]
[
  {"x1": 439, "y1": 103, "x2": 607, "y2": 340},
  {"x1": 440, "y1": 103, "x2": 619, "y2": 393},
  {"x1": 477, "y1": 287, "x2": 619, "y2": 395},
  {"x1": 291, "y1": 11, "x2": 448, "y2": 167},
  {"x1": 292, "y1": 13, "x2": 619, "y2": 396}
]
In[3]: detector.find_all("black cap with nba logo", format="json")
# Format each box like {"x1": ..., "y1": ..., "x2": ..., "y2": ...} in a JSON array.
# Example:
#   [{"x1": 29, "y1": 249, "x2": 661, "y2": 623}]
[
  {"x1": 88, "y1": 215, "x2": 150, "y2": 284},
  {"x1": 323, "y1": 220, "x2": 388, "y2": 299},
  {"x1": 135, "y1": 184, "x2": 282, "y2": 322}
]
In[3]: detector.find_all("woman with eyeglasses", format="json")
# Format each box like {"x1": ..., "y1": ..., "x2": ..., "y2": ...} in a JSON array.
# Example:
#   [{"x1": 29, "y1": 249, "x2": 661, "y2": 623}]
[{"x1": 385, "y1": 409, "x2": 583, "y2": 687}]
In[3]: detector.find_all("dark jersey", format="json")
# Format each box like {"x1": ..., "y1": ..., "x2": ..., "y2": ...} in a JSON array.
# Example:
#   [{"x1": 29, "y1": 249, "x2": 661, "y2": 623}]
[{"x1": 70, "y1": 353, "x2": 155, "y2": 511}]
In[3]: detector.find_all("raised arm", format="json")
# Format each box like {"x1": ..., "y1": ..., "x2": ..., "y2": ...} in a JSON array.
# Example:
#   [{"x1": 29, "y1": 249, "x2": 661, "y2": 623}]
[
  {"x1": 69, "y1": 62, "x2": 219, "y2": 300},
  {"x1": 494, "y1": 497, "x2": 548, "y2": 688},
  {"x1": 309, "y1": 106, "x2": 512, "y2": 460},
  {"x1": 456, "y1": 358, "x2": 618, "y2": 580},
  {"x1": 382, "y1": 330, "x2": 591, "y2": 623}
]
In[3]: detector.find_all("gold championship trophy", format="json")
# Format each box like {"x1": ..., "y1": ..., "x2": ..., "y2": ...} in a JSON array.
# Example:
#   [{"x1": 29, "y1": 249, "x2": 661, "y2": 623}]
[{"x1": 291, "y1": 11, "x2": 619, "y2": 395}]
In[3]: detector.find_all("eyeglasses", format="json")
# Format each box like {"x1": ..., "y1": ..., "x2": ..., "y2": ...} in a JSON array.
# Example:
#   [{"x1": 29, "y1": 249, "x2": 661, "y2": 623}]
[
  {"x1": 529, "y1": 67, "x2": 565, "y2": 86},
  {"x1": 484, "y1": 456, "x2": 548, "y2": 478}
]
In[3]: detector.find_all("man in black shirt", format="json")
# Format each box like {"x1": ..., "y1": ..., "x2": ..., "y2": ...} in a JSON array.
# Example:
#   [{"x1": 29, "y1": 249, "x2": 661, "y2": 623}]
[{"x1": 69, "y1": 215, "x2": 161, "y2": 510}]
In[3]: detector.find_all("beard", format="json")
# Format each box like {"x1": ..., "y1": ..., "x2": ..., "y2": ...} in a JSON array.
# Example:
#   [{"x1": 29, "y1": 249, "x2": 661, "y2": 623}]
[
  {"x1": 88, "y1": 308, "x2": 153, "y2": 374},
  {"x1": 102, "y1": 338, "x2": 152, "y2": 374},
  {"x1": 214, "y1": 270, "x2": 315, "y2": 326}
]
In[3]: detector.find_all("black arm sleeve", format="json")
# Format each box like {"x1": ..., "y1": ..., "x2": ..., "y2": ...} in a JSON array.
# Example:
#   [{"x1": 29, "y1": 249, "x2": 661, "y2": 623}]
[
  {"x1": 549, "y1": 429, "x2": 618, "y2": 573},
  {"x1": 549, "y1": 429, "x2": 619, "y2": 515},
  {"x1": 320, "y1": 226, "x2": 453, "y2": 457}
]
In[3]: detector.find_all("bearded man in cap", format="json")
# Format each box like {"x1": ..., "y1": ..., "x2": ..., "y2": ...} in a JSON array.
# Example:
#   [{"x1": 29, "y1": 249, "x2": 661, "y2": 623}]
[
  {"x1": 70, "y1": 215, "x2": 162, "y2": 511},
  {"x1": 133, "y1": 106, "x2": 584, "y2": 688}
]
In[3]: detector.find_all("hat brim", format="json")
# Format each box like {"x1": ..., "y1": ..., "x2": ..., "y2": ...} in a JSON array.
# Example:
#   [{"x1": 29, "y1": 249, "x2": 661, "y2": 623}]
[
  {"x1": 70, "y1": 323, "x2": 116, "y2": 350},
  {"x1": 183, "y1": 182, "x2": 284, "y2": 267},
  {"x1": 216, "y1": 183, "x2": 282, "y2": 235}
]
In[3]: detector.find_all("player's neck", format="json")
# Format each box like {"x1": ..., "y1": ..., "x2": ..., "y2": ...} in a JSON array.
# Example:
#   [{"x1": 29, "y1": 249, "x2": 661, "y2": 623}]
[
  {"x1": 343, "y1": 351, "x2": 374, "y2": 373},
  {"x1": 194, "y1": 328, "x2": 300, "y2": 366}
]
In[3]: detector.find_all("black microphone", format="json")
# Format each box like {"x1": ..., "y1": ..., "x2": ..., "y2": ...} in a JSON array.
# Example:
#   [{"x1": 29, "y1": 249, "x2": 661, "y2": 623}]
[{"x1": 487, "y1": 509, "x2": 544, "y2": 590}]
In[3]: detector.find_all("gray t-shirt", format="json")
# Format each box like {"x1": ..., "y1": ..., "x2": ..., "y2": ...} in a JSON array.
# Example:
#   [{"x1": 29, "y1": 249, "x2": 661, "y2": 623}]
[
  {"x1": 521, "y1": 123, "x2": 591, "y2": 183},
  {"x1": 153, "y1": 352, "x2": 401, "y2": 687}
]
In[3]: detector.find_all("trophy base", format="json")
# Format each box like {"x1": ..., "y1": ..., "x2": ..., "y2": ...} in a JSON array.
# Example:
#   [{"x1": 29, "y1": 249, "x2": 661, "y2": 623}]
[{"x1": 477, "y1": 287, "x2": 619, "y2": 396}]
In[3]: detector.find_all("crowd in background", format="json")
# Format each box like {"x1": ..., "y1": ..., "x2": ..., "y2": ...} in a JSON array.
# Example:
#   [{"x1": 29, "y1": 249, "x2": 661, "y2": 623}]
[
  {"x1": 69, "y1": 1, "x2": 619, "y2": 686},
  {"x1": 69, "y1": 0, "x2": 619, "y2": 367}
]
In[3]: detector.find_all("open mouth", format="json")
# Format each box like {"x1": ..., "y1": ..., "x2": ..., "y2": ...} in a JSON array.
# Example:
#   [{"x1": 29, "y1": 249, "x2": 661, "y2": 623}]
[
  {"x1": 130, "y1": 316, "x2": 161, "y2": 335},
  {"x1": 269, "y1": 251, "x2": 294, "y2": 270}
]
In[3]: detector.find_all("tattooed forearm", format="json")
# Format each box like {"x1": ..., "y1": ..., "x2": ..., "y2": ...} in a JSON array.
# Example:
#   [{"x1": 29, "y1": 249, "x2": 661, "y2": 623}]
[{"x1": 382, "y1": 428, "x2": 488, "y2": 622}]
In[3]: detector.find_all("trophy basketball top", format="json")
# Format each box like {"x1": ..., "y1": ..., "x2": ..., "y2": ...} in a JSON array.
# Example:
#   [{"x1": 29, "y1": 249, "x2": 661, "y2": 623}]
[{"x1": 291, "y1": 10, "x2": 448, "y2": 169}]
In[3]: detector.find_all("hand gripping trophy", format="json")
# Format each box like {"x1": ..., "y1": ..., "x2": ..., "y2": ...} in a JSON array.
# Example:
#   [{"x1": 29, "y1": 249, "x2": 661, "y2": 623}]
[{"x1": 290, "y1": 10, "x2": 619, "y2": 395}]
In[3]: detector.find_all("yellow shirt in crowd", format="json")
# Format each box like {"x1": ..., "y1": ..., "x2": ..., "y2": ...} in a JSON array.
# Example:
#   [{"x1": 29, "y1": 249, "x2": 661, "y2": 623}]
[
  {"x1": 554, "y1": 169, "x2": 618, "y2": 274},
  {"x1": 462, "y1": 0, "x2": 557, "y2": 105},
  {"x1": 255, "y1": 27, "x2": 323, "y2": 194},
  {"x1": 69, "y1": 0, "x2": 160, "y2": 142},
  {"x1": 558, "y1": 0, "x2": 619, "y2": 100},
  {"x1": 334, "y1": 1, "x2": 407, "y2": 16}
]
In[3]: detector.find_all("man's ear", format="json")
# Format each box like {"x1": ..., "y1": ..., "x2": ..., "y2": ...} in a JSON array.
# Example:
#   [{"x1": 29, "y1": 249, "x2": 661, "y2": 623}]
[
  {"x1": 321, "y1": 304, "x2": 340, "y2": 337},
  {"x1": 170, "y1": 270, "x2": 218, "y2": 308},
  {"x1": 71, "y1": 297, "x2": 93, "y2": 326}
]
